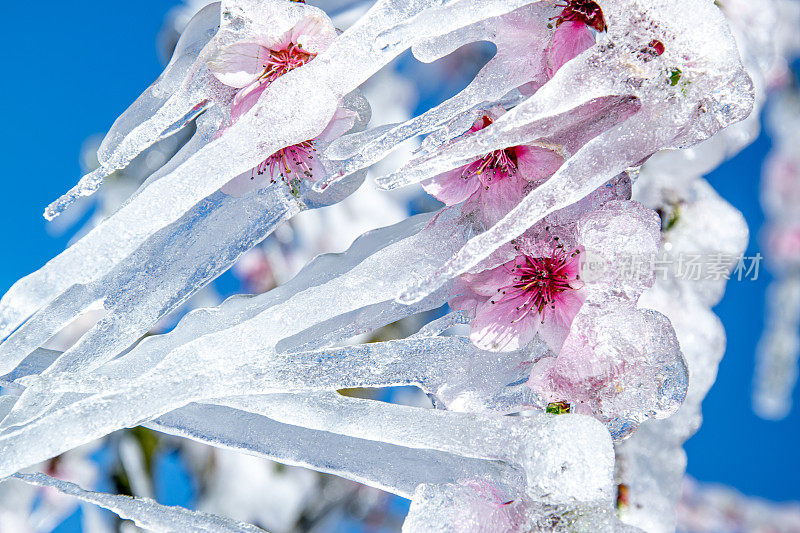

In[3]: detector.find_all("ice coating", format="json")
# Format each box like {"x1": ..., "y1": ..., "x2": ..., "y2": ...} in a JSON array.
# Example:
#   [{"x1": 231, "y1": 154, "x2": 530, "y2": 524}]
[
  {"x1": 677, "y1": 476, "x2": 800, "y2": 533},
  {"x1": 612, "y1": 74, "x2": 754, "y2": 533},
  {"x1": 321, "y1": 2, "x2": 576, "y2": 186},
  {"x1": 149, "y1": 401, "x2": 522, "y2": 500},
  {"x1": 0, "y1": 0, "x2": 784, "y2": 529},
  {"x1": 402, "y1": 482, "x2": 636, "y2": 532},
  {"x1": 384, "y1": 0, "x2": 754, "y2": 304},
  {"x1": 0, "y1": 211, "x2": 464, "y2": 475},
  {"x1": 613, "y1": 160, "x2": 749, "y2": 531},
  {"x1": 0, "y1": 0, "x2": 555, "y2": 368},
  {"x1": 1, "y1": 207, "x2": 616, "y2": 513},
  {"x1": 606, "y1": 2, "x2": 799, "y2": 520},
  {"x1": 11, "y1": 473, "x2": 266, "y2": 533}
]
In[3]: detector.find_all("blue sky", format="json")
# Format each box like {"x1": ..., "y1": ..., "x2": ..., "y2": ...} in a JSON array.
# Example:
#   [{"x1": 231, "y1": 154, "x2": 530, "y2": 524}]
[{"x1": 0, "y1": 0, "x2": 797, "y2": 515}]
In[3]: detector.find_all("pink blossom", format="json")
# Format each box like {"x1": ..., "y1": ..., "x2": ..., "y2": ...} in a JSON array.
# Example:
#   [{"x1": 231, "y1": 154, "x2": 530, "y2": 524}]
[
  {"x1": 517, "y1": 2, "x2": 601, "y2": 94},
  {"x1": 527, "y1": 306, "x2": 687, "y2": 438},
  {"x1": 207, "y1": 13, "x2": 336, "y2": 92},
  {"x1": 207, "y1": 12, "x2": 358, "y2": 197},
  {"x1": 221, "y1": 106, "x2": 357, "y2": 196},
  {"x1": 450, "y1": 231, "x2": 586, "y2": 353},
  {"x1": 547, "y1": 21, "x2": 596, "y2": 77},
  {"x1": 422, "y1": 108, "x2": 564, "y2": 225},
  {"x1": 527, "y1": 332, "x2": 628, "y2": 417},
  {"x1": 766, "y1": 223, "x2": 800, "y2": 269}
]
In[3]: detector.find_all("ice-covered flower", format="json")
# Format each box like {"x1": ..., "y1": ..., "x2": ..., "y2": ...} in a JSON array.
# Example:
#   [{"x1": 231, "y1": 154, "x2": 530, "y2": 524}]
[
  {"x1": 547, "y1": 20, "x2": 596, "y2": 77},
  {"x1": 221, "y1": 106, "x2": 358, "y2": 196},
  {"x1": 458, "y1": 480, "x2": 526, "y2": 532},
  {"x1": 422, "y1": 108, "x2": 564, "y2": 226},
  {"x1": 450, "y1": 230, "x2": 586, "y2": 353},
  {"x1": 207, "y1": 10, "x2": 357, "y2": 196},
  {"x1": 513, "y1": 0, "x2": 602, "y2": 90},
  {"x1": 207, "y1": 13, "x2": 336, "y2": 95},
  {"x1": 528, "y1": 305, "x2": 686, "y2": 439}
]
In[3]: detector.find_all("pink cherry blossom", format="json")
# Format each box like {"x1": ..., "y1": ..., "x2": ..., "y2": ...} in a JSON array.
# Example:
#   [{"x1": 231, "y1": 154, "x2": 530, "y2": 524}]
[
  {"x1": 516, "y1": 1, "x2": 601, "y2": 94},
  {"x1": 450, "y1": 231, "x2": 586, "y2": 353},
  {"x1": 207, "y1": 12, "x2": 359, "y2": 197},
  {"x1": 422, "y1": 108, "x2": 564, "y2": 226},
  {"x1": 221, "y1": 106, "x2": 358, "y2": 197},
  {"x1": 207, "y1": 13, "x2": 337, "y2": 92}
]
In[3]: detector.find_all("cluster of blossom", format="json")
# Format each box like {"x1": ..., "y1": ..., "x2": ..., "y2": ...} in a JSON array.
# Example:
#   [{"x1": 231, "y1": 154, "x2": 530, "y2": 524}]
[
  {"x1": 753, "y1": 85, "x2": 800, "y2": 420},
  {"x1": 0, "y1": 0, "x2": 793, "y2": 531}
]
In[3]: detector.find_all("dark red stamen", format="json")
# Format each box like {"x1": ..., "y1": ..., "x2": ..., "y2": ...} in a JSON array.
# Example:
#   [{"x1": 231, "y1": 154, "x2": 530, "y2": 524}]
[
  {"x1": 649, "y1": 39, "x2": 665, "y2": 56},
  {"x1": 259, "y1": 42, "x2": 316, "y2": 84},
  {"x1": 461, "y1": 114, "x2": 518, "y2": 182},
  {"x1": 553, "y1": 0, "x2": 607, "y2": 32},
  {"x1": 492, "y1": 242, "x2": 580, "y2": 324}
]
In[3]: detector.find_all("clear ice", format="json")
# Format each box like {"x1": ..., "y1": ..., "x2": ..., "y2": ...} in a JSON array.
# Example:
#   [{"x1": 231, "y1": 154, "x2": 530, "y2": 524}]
[{"x1": 0, "y1": 0, "x2": 795, "y2": 530}]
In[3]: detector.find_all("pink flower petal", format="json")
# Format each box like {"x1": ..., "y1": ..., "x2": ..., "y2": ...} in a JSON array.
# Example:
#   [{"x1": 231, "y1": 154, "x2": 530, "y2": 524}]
[
  {"x1": 422, "y1": 167, "x2": 480, "y2": 206},
  {"x1": 207, "y1": 42, "x2": 269, "y2": 88},
  {"x1": 221, "y1": 168, "x2": 268, "y2": 197},
  {"x1": 317, "y1": 107, "x2": 358, "y2": 143},
  {"x1": 459, "y1": 263, "x2": 516, "y2": 297},
  {"x1": 547, "y1": 21, "x2": 595, "y2": 77},
  {"x1": 537, "y1": 287, "x2": 586, "y2": 353},
  {"x1": 303, "y1": 149, "x2": 327, "y2": 184},
  {"x1": 470, "y1": 297, "x2": 540, "y2": 352},
  {"x1": 515, "y1": 145, "x2": 564, "y2": 184},
  {"x1": 475, "y1": 173, "x2": 528, "y2": 226},
  {"x1": 230, "y1": 79, "x2": 269, "y2": 124},
  {"x1": 292, "y1": 14, "x2": 338, "y2": 53},
  {"x1": 448, "y1": 278, "x2": 483, "y2": 316}
]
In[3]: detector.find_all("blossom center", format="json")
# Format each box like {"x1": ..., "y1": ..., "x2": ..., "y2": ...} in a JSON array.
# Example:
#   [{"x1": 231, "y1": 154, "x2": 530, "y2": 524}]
[
  {"x1": 494, "y1": 245, "x2": 580, "y2": 321},
  {"x1": 462, "y1": 147, "x2": 518, "y2": 183},
  {"x1": 252, "y1": 140, "x2": 317, "y2": 184},
  {"x1": 554, "y1": 0, "x2": 607, "y2": 32},
  {"x1": 259, "y1": 43, "x2": 316, "y2": 84}
]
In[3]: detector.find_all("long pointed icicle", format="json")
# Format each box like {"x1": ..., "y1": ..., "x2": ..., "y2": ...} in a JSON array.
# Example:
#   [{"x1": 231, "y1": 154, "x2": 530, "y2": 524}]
[
  {"x1": 148, "y1": 402, "x2": 520, "y2": 499},
  {"x1": 318, "y1": 2, "x2": 556, "y2": 189},
  {"x1": 11, "y1": 472, "x2": 267, "y2": 533},
  {"x1": 0, "y1": 0, "x2": 542, "y2": 349}
]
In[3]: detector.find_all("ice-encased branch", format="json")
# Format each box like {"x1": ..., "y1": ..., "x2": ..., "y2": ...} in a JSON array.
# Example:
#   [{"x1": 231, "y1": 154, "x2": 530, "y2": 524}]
[{"x1": 11, "y1": 472, "x2": 266, "y2": 533}]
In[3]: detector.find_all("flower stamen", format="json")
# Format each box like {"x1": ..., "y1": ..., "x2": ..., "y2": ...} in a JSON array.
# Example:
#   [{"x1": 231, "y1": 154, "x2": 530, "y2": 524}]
[{"x1": 259, "y1": 43, "x2": 316, "y2": 84}]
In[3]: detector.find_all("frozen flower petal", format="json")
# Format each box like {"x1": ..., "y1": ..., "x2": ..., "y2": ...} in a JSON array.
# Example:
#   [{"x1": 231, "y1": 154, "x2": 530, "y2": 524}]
[
  {"x1": 515, "y1": 145, "x2": 565, "y2": 183},
  {"x1": 317, "y1": 107, "x2": 359, "y2": 143},
  {"x1": 207, "y1": 41, "x2": 270, "y2": 88},
  {"x1": 538, "y1": 287, "x2": 586, "y2": 353},
  {"x1": 469, "y1": 172, "x2": 528, "y2": 227},
  {"x1": 422, "y1": 166, "x2": 480, "y2": 206},
  {"x1": 547, "y1": 21, "x2": 596, "y2": 77},
  {"x1": 471, "y1": 297, "x2": 541, "y2": 352}
]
